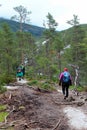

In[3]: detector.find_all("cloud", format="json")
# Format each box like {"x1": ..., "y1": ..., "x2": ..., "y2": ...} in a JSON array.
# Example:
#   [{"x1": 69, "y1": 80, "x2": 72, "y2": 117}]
[{"x1": 0, "y1": 0, "x2": 87, "y2": 30}]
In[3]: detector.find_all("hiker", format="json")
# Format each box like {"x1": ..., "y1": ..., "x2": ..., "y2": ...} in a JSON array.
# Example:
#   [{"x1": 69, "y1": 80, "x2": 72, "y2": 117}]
[
  {"x1": 16, "y1": 66, "x2": 23, "y2": 81},
  {"x1": 20, "y1": 63, "x2": 25, "y2": 78},
  {"x1": 59, "y1": 68, "x2": 72, "y2": 99}
]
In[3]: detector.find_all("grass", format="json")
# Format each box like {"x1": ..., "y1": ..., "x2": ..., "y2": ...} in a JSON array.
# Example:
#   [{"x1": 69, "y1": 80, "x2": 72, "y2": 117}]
[
  {"x1": 0, "y1": 112, "x2": 8, "y2": 122},
  {"x1": 40, "y1": 82, "x2": 56, "y2": 91},
  {"x1": 70, "y1": 85, "x2": 87, "y2": 92},
  {"x1": 27, "y1": 79, "x2": 56, "y2": 91},
  {"x1": 0, "y1": 105, "x2": 9, "y2": 122},
  {"x1": 27, "y1": 80, "x2": 39, "y2": 86},
  {"x1": 0, "y1": 85, "x2": 7, "y2": 93},
  {"x1": 0, "y1": 105, "x2": 7, "y2": 111}
]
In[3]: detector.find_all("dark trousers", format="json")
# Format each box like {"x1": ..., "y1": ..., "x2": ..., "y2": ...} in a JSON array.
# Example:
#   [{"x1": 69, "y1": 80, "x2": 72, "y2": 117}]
[{"x1": 62, "y1": 82, "x2": 69, "y2": 97}]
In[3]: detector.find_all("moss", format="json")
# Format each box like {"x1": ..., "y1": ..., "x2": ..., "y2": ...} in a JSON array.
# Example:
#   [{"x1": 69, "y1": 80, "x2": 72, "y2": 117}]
[
  {"x1": 0, "y1": 112, "x2": 8, "y2": 122},
  {"x1": 0, "y1": 105, "x2": 7, "y2": 111},
  {"x1": 0, "y1": 105, "x2": 8, "y2": 122}
]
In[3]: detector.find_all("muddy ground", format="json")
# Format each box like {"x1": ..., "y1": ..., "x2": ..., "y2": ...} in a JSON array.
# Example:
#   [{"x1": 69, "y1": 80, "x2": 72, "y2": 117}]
[{"x1": 0, "y1": 81, "x2": 87, "y2": 130}]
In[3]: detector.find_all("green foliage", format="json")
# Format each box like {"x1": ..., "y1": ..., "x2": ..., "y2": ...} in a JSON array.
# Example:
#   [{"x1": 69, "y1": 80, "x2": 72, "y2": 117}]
[
  {"x1": 26, "y1": 67, "x2": 35, "y2": 79},
  {"x1": 27, "y1": 79, "x2": 56, "y2": 91},
  {"x1": 0, "y1": 85, "x2": 7, "y2": 93},
  {"x1": 12, "y1": 5, "x2": 31, "y2": 23},
  {"x1": 0, "y1": 105, "x2": 8, "y2": 122},
  {"x1": 50, "y1": 64, "x2": 58, "y2": 74},
  {"x1": 0, "y1": 112, "x2": 8, "y2": 122},
  {"x1": 0, "y1": 74, "x2": 15, "y2": 84},
  {"x1": 0, "y1": 16, "x2": 87, "y2": 86},
  {"x1": 0, "y1": 105, "x2": 7, "y2": 111},
  {"x1": 84, "y1": 86, "x2": 87, "y2": 92},
  {"x1": 51, "y1": 75, "x2": 58, "y2": 82},
  {"x1": 28, "y1": 80, "x2": 38, "y2": 86},
  {"x1": 70, "y1": 85, "x2": 87, "y2": 92},
  {"x1": 0, "y1": 18, "x2": 44, "y2": 37},
  {"x1": 40, "y1": 81, "x2": 55, "y2": 91},
  {"x1": 67, "y1": 14, "x2": 80, "y2": 26}
]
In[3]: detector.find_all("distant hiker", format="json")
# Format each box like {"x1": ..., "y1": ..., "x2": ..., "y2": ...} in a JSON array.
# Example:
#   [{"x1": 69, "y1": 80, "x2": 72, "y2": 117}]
[
  {"x1": 20, "y1": 63, "x2": 25, "y2": 78},
  {"x1": 59, "y1": 68, "x2": 72, "y2": 99},
  {"x1": 16, "y1": 66, "x2": 23, "y2": 81}
]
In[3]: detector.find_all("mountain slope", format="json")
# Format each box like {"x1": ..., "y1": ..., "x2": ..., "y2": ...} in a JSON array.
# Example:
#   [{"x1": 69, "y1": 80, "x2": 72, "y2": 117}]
[
  {"x1": 0, "y1": 18, "x2": 45, "y2": 37},
  {"x1": 0, "y1": 18, "x2": 87, "y2": 38}
]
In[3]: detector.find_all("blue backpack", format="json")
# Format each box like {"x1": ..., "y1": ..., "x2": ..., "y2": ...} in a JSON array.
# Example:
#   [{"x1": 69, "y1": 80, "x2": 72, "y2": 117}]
[{"x1": 62, "y1": 71, "x2": 70, "y2": 83}]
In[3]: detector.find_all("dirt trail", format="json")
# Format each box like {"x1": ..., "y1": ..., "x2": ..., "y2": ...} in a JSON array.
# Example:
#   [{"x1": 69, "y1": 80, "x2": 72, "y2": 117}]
[{"x1": 0, "y1": 79, "x2": 87, "y2": 130}]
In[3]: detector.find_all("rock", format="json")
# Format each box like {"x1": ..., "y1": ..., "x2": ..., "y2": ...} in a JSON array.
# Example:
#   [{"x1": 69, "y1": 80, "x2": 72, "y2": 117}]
[{"x1": 77, "y1": 101, "x2": 84, "y2": 106}]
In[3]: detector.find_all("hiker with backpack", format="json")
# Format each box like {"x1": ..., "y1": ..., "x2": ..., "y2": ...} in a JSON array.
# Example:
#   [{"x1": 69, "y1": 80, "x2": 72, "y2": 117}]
[
  {"x1": 59, "y1": 68, "x2": 72, "y2": 99},
  {"x1": 20, "y1": 63, "x2": 25, "y2": 78},
  {"x1": 16, "y1": 66, "x2": 23, "y2": 81}
]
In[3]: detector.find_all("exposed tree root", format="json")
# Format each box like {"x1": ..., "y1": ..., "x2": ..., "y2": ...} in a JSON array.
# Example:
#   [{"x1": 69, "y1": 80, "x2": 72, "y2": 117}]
[
  {"x1": 0, "y1": 105, "x2": 15, "y2": 129},
  {"x1": 52, "y1": 119, "x2": 61, "y2": 130},
  {"x1": 52, "y1": 98, "x2": 84, "y2": 106}
]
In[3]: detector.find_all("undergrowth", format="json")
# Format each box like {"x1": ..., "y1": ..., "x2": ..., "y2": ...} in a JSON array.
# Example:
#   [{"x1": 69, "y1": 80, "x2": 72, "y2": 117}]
[
  {"x1": 0, "y1": 105, "x2": 8, "y2": 122},
  {"x1": 27, "y1": 79, "x2": 56, "y2": 91}
]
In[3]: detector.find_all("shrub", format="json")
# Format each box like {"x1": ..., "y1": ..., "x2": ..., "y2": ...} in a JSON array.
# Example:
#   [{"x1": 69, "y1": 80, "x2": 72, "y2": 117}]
[
  {"x1": 0, "y1": 85, "x2": 7, "y2": 93},
  {"x1": 0, "y1": 105, "x2": 7, "y2": 111},
  {"x1": 0, "y1": 112, "x2": 8, "y2": 122},
  {"x1": 0, "y1": 74, "x2": 15, "y2": 84},
  {"x1": 40, "y1": 82, "x2": 55, "y2": 91},
  {"x1": 0, "y1": 105, "x2": 8, "y2": 122},
  {"x1": 28, "y1": 80, "x2": 38, "y2": 86},
  {"x1": 82, "y1": 86, "x2": 87, "y2": 92}
]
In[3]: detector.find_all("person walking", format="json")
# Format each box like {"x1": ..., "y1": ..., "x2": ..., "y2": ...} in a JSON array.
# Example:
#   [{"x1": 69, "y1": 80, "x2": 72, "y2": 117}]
[
  {"x1": 21, "y1": 63, "x2": 25, "y2": 78},
  {"x1": 16, "y1": 66, "x2": 23, "y2": 81},
  {"x1": 59, "y1": 68, "x2": 72, "y2": 99},
  {"x1": 19, "y1": 63, "x2": 25, "y2": 79}
]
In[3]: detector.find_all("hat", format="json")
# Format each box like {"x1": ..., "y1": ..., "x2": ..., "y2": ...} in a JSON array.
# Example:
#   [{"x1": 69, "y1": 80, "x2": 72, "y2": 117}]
[{"x1": 64, "y1": 68, "x2": 68, "y2": 71}]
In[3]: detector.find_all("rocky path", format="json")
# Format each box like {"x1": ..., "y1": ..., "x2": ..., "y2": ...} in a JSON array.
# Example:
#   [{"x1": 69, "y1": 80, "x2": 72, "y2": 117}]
[{"x1": 0, "y1": 79, "x2": 87, "y2": 130}]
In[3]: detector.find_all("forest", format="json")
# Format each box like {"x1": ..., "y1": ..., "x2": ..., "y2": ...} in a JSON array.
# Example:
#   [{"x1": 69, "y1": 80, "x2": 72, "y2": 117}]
[{"x1": 0, "y1": 5, "x2": 87, "y2": 92}]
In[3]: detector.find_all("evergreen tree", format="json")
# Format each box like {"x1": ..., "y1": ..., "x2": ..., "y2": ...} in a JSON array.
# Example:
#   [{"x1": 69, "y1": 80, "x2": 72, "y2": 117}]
[
  {"x1": 43, "y1": 13, "x2": 61, "y2": 78},
  {"x1": 11, "y1": 5, "x2": 31, "y2": 31},
  {"x1": 0, "y1": 23, "x2": 15, "y2": 75},
  {"x1": 11, "y1": 5, "x2": 31, "y2": 63},
  {"x1": 67, "y1": 14, "x2": 86, "y2": 85}
]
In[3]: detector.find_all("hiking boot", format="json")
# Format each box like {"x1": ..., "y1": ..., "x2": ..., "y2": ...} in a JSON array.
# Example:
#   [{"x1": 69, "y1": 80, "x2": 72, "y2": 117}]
[
  {"x1": 64, "y1": 96, "x2": 66, "y2": 99},
  {"x1": 19, "y1": 78, "x2": 21, "y2": 81},
  {"x1": 64, "y1": 95, "x2": 68, "y2": 99}
]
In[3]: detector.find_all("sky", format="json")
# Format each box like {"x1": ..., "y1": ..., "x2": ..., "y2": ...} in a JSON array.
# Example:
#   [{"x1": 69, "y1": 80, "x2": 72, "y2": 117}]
[{"x1": 0, "y1": 0, "x2": 87, "y2": 31}]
